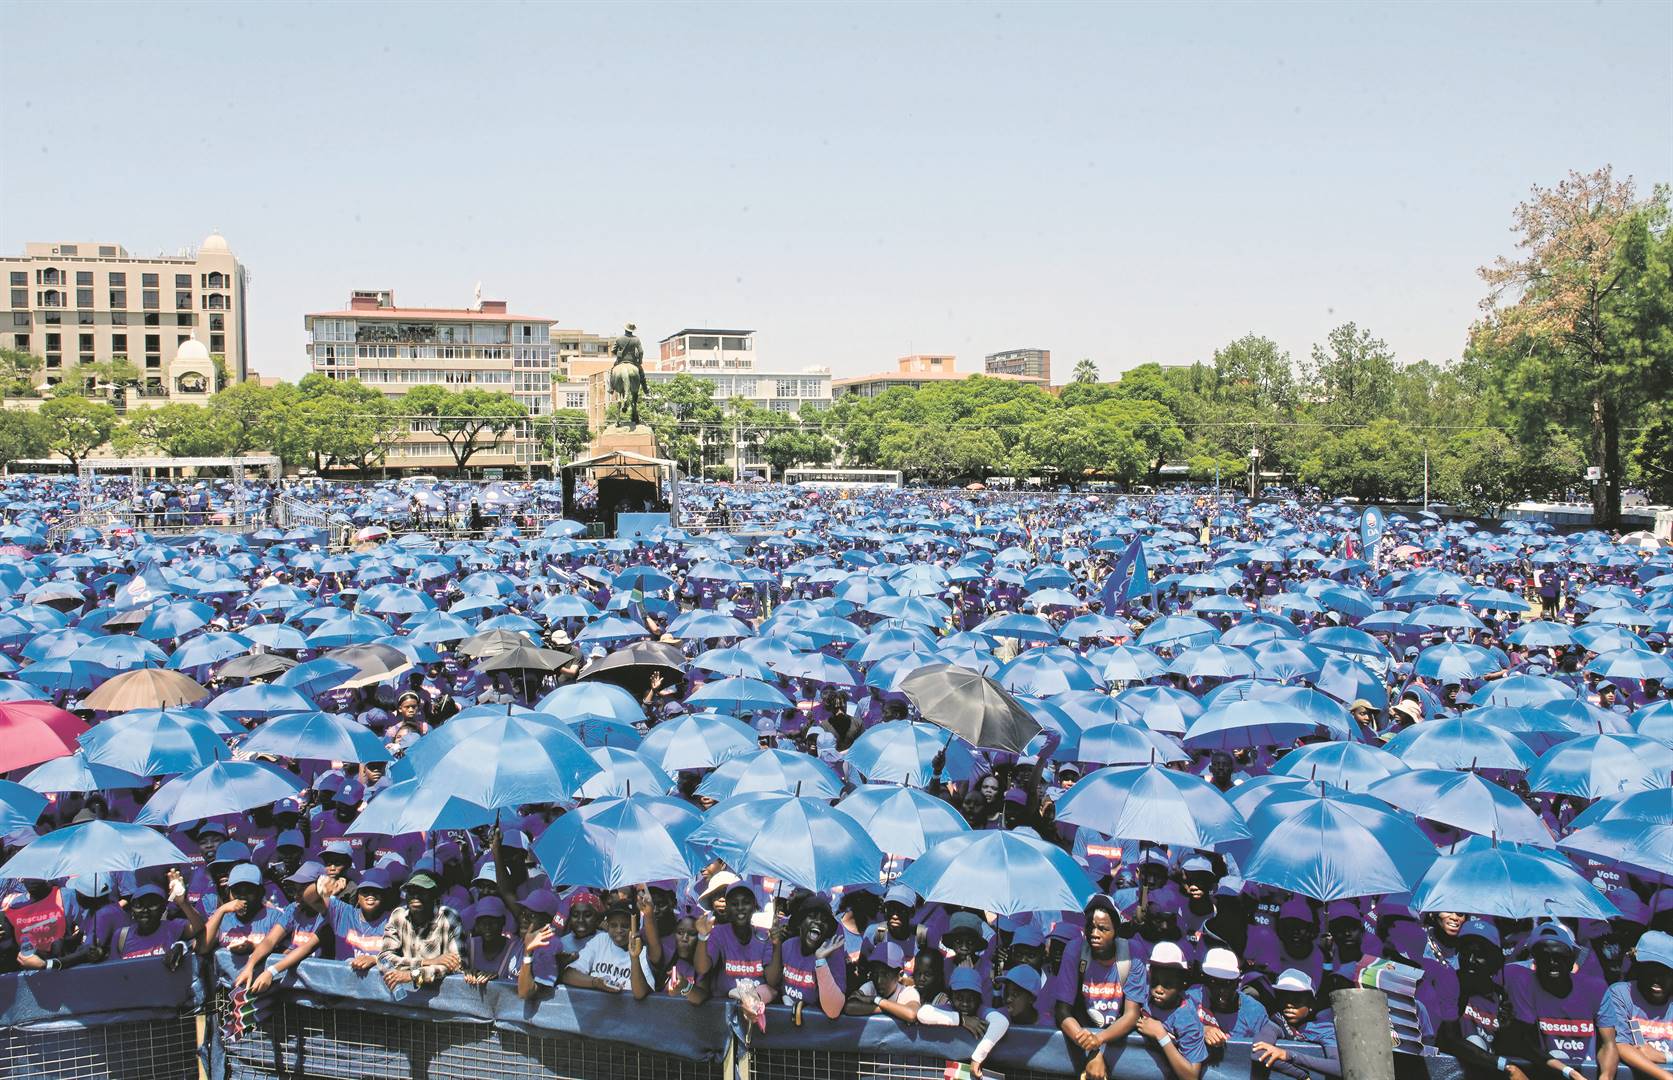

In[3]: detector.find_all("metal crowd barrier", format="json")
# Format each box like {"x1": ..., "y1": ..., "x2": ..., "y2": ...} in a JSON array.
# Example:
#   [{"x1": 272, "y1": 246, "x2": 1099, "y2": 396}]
[{"x1": 0, "y1": 954, "x2": 1480, "y2": 1080}]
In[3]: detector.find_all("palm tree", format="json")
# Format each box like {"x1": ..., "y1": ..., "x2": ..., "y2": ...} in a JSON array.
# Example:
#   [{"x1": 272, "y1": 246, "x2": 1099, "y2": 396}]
[{"x1": 1072, "y1": 358, "x2": 1100, "y2": 383}]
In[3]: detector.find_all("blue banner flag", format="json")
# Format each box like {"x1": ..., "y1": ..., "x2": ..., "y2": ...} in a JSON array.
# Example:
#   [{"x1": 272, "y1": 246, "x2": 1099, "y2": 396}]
[
  {"x1": 1359, "y1": 506, "x2": 1385, "y2": 551},
  {"x1": 114, "y1": 567, "x2": 173, "y2": 610},
  {"x1": 1101, "y1": 538, "x2": 1150, "y2": 613}
]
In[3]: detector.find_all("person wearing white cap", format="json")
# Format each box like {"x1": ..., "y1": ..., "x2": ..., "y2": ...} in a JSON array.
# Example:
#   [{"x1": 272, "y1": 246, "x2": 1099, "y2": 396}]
[
  {"x1": 1188, "y1": 947, "x2": 1269, "y2": 1045},
  {"x1": 1131, "y1": 941, "x2": 1208, "y2": 1080},
  {"x1": 1252, "y1": 968, "x2": 1342, "y2": 1078}
]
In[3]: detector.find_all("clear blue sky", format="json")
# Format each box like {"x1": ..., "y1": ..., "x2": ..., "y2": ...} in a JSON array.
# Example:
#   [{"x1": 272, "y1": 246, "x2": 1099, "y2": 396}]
[{"x1": 3, "y1": 1, "x2": 1668, "y2": 383}]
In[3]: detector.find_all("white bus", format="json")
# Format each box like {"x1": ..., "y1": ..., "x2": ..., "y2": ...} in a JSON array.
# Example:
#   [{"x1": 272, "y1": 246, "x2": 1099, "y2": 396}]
[{"x1": 783, "y1": 468, "x2": 903, "y2": 489}]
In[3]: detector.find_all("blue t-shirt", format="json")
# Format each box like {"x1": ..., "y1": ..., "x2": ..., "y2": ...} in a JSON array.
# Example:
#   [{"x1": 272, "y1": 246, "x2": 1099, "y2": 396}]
[
  {"x1": 1185, "y1": 984, "x2": 1271, "y2": 1041},
  {"x1": 324, "y1": 897, "x2": 388, "y2": 959},
  {"x1": 1598, "y1": 980, "x2": 1673, "y2": 1055},
  {"x1": 1123, "y1": 961, "x2": 1209, "y2": 1064},
  {"x1": 215, "y1": 904, "x2": 286, "y2": 952}
]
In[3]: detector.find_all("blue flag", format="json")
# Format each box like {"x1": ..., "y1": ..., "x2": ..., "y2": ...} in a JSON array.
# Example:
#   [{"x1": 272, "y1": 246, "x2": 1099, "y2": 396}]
[
  {"x1": 113, "y1": 566, "x2": 173, "y2": 610},
  {"x1": 1359, "y1": 506, "x2": 1385, "y2": 551},
  {"x1": 1101, "y1": 538, "x2": 1150, "y2": 613}
]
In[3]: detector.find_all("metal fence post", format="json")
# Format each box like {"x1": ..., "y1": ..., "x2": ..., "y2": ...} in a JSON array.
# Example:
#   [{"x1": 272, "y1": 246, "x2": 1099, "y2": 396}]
[{"x1": 1331, "y1": 987, "x2": 1396, "y2": 1080}]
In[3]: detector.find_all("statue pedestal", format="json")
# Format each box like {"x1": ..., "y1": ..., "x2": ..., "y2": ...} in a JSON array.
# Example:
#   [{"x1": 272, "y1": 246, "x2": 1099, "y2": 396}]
[{"x1": 588, "y1": 425, "x2": 659, "y2": 462}]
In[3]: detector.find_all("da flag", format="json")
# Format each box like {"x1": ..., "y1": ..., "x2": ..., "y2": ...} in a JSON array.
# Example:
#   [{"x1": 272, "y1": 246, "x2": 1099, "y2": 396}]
[{"x1": 1100, "y1": 538, "x2": 1151, "y2": 613}]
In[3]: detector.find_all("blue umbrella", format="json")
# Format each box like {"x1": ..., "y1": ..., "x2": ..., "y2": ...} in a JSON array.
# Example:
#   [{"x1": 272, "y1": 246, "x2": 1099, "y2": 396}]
[
  {"x1": 575, "y1": 746, "x2": 673, "y2": 799},
  {"x1": 79, "y1": 710, "x2": 229, "y2": 776},
  {"x1": 1137, "y1": 615, "x2": 1219, "y2": 650},
  {"x1": 1560, "y1": 819, "x2": 1673, "y2": 878},
  {"x1": 1471, "y1": 674, "x2": 1576, "y2": 708},
  {"x1": 692, "y1": 647, "x2": 775, "y2": 680},
  {"x1": 1054, "y1": 764, "x2": 1249, "y2": 847},
  {"x1": 692, "y1": 794, "x2": 883, "y2": 891},
  {"x1": 1587, "y1": 650, "x2": 1673, "y2": 681},
  {"x1": 166, "y1": 632, "x2": 257, "y2": 671},
  {"x1": 1367, "y1": 769, "x2": 1553, "y2": 845},
  {"x1": 240, "y1": 711, "x2": 393, "y2": 764},
  {"x1": 135, "y1": 760, "x2": 305, "y2": 827},
  {"x1": 766, "y1": 651, "x2": 859, "y2": 686},
  {"x1": 1070, "y1": 722, "x2": 1187, "y2": 767},
  {"x1": 0, "y1": 779, "x2": 46, "y2": 833},
  {"x1": 537, "y1": 682, "x2": 645, "y2": 723},
  {"x1": 843, "y1": 721, "x2": 979, "y2": 786},
  {"x1": 996, "y1": 648, "x2": 1105, "y2": 697},
  {"x1": 397, "y1": 712, "x2": 599, "y2": 808},
  {"x1": 843, "y1": 626, "x2": 936, "y2": 663},
  {"x1": 273, "y1": 657, "x2": 361, "y2": 698},
  {"x1": 1271, "y1": 742, "x2": 1409, "y2": 791},
  {"x1": 16, "y1": 657, "x2": 115, "y2": 692},
  {"x1": 974, "y1": 612, "x2": 1061, "y2": 643},
  {"x1": 1385, "y1": 718, "x2": 1539, "y2": 772},
  {"x1": 1246, "y1": 640, "x2": 1329, "y2": 682},
  {"x1": 136, "y1": 601, "x2": 218, "y2": 642},
  {"x1": 897, "y1": 830, "x2": 1096, "y2": 916},
  {"x1": 0, "y1": 820, "x2": 189, "y2": 879},
  {"x1": 1167, "y1": 644, "x2": 1257, "y2": 680},
  {"x1": 1410, "y1": 847, "x2": 1617, "y2": 919},
  {"x1": 1312, "y1": 656, "x2": 1389, "y2": 709},
  {"x1": 1412, "y1": 643, "x2": 1502, "y2": 682},
  {"x1": 686, "y1": 677, "x2": 793, "y2": 714},
  {"x1": 1184, "y1": 699, "x2": 1325, "y2": 750},
  {"x1": 1110, "y1": 685, "x2": 1203, "y2": 735},
  {"x1": 70, "y1": 634, "x2": 168, "y2": 671},
  {"x1": 347, "y1": 777, "x2": 498, "y2": 836},
  {"x1": 20, "y1": 752, "x2": 148, "y2": 794},
  {"x1": 207, "y1": 683, "x2": 316, "y2": 718},
  {"x1": 834, "y1": 784, "x2": 971, "y2": 860},
  {"x1": 533, "y1": 794, "x2": 704, "y2": 889},
  {"x1": 695, "y1": 747, "x2": 843, "y2": 800},
  {"x1": 1507, "y1": 622, "x2": 1577, "y2": 648},
  {"x1": 1097, "y1": 644, "x2": 1166, "y2": 682},
  {"x1": 636, "y1": 711, "x2": 758, "y2": 772},
  {"x1": 1239, "y1": 791, "x2": 1436, "y2": 901},
  {"x1": 1526, "y1": 734, "x2": 1673, "y2": 798},
  {"x1": 241, "y1": 623, "x2": 311, "y2": 651}
]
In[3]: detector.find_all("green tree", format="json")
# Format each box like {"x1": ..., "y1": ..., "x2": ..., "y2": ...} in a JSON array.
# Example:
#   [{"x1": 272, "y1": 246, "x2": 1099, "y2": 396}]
[
  {"x1": 1072, "y1": 358, "x2": 1100, "y2": 383},
  {"x1": 878, "y1": 426, "x2": 1002, "y2": 483},
  {"x1": 761, "y1": 429, "x2": 836, "y2": 477},
  {"x1": 115, "y1": 403, "x2": 236, "y2": 457},
  {"x1": 38, "y1": 395, "x2": 117, "y2": 468},
  {"x1": 1305, "y1": 322, "x2": 1398, "y2": 427},
  {"x1": 0, "y1": 410, "x2": 49, "y2": 468},
  {"x1": 1631, "y1": 403, "x2": 1673, "y2": 503},
  {"x1": 208, "y1": 381, "x2": 300, "y2": 455},
  {"x1": 1475, "y1": 168, "x2": 1672, "y2": 527},
  {"x1": 533, "y1": 408, "x2": 593, "y2": 464},
  {"x1": 400, "y1": 386, "x2": 528, "y2": 473},
  {"x1": 1298, "y1": 419, "x2": 1424, "y2": 502},
  {"x1": 0, "y1": 349, "x2": 42, "y2": 399},
  {"x1": 1432, "y1": 428, "x2": 1524, "y2": 516},
  {"x1": 290, "y1": 375, "x2": 404, "y2": 476},
  {"x1": 1208, "y1": 334, "x2": 1297, "y2": 412}
]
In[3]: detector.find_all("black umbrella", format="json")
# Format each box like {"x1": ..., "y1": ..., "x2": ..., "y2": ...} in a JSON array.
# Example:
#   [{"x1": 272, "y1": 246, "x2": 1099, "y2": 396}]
[
  {"x1": 217, "y1": 652, "x2": 298, "y2": 681},
  {"x1": 477, "y1": 646, "x2": 579, "y2": 674},
  {"x1": 578, "y1": 640, "x2": 687, "y2": 698},
  {"x1": 899, "y1": 664, "x2": 1042, "y2": 754},
  {"x1": 323, "y1": 644, "x2": 414, "y2": 690},
  {"x1": 457, "y1": 630, "x2": 538, "y2": 660}
]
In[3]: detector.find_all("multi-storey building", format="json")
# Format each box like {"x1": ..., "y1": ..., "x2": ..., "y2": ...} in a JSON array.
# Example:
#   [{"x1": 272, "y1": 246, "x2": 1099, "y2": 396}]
[
  {"x1": 984, "y1": 347, "x2": 1051, "y2": 385},
  {"x1": 833, "y1": 355, "x2": 1036, "y2": 398},
  {"x1": 0, "y1": 233, "x2": 249, "y2": 403},
  {"x1": 305, "y1": 289, "x2": 556, "y2": 474}
]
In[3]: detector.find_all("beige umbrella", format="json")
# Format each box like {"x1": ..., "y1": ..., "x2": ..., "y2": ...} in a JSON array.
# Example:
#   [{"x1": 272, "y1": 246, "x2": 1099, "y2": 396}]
[{"x1": 82, "y1": 668, "x2": 211, "y2": 711}]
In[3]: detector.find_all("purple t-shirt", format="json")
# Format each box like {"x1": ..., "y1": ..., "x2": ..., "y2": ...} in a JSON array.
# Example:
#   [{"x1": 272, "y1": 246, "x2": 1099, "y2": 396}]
[
  {"x1": 325, "y1": 897, "x2": 388, "y2": 959},
  {"x1": 1049, "y1": 938, "x2": 1129, "y2": 1025},
  {"x1": 1244, "y1": 926, "x2": 1324, "y2": 988},
  {"x1": 780, "y1": 937, "x2": 846, "y2": 1008},
  {"x1": 112, "y1": 917, "x2": 190, "y2": 960},
  {"x1": 215, "y1": 905, "x2": 286, "y2": 952},
  {"x1": 707, "y1": 922, "x2": 771, "y2": 995},
  {"x1": 1505, "y1": 963, "x2": 1607, "y2": 1063}
]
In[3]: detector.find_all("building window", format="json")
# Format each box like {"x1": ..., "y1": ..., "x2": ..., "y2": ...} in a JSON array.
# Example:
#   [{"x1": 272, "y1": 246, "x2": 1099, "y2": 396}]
[
  {"x1": 59, "y1": 246, "x2": 77, "y2": 256},
  {"x1": 175, "y1": 313, "x2": 194, "y2": 327},
  {"x1": 176, "y1": 334, "x2": 189, "y2": 348},
  {"x1": 77, "y1": 288, "x2": 94, "y2": 308},
  {"x1": 210, "y1": 314, "x2": 224, "y2": 331},
  {"x1": 145, "y1": 356, "x2": 161, "y2": 369},
  {"x1": 109, "y1": 289, "x2": 126, "y2": 308},
  {"x1": 79, "y1": 334, "x2": 93, "y2": 352},
  {"x1": 174, "y1": 274, "x2": 190, "y2": 289},
  {"x1": 142, "y1": 291, "x2": 159, "y2": 310},
  {"x1": 210, "y1": 333, "x2": 224, "y2": 353},
  {"x1": 111, "y1": 311, "x2": 127, "y2": 325},
  {"x1": 45, "y1": 359, "x2": 60, "y2": 371},
  {"x1": 145, "y1": 334, "x2": 160, "y2": 352},
  {"x1": 141, "y1": 273, "x2": 158, "y2": 288},
  {"x1": 13, "y1": 335, "x2": 27, "y2": 350},
  {"x1": 45, "y1": 334, "x2": 60, "y2": 351},
  {"x1": 37, "y1": 268, "x2": 63, "y2": 285},
  {"x1": 144, "y1": 313, "x2": 159, "y2": 326},
  {"x1": 204, "y1": 272, "x2": 225, "y2": 288},
  {"x1": 11, "y1": 313, "x2": 28, "y2": 327},
  {"x1": 8, "y1": 272, "x2": 24, "y2": 287},
  {"x1": 204, "y1": 293, "x2": 225, "y2": 310},
  {"x1": 77, "y1": 312, "x2": 94, "y2": 326},
  {"x1": 79, "y1": 354, "x2": 94, "y2": 368},
  {"x1": 109, "y1": 272, "x2": 125, "y2": 286},
  {"x1": 39, "y1": 290, "x2": 63, "y2": 307},
  {"x1": 175, "y1": 292, "x2": 192, "y2": 310},
  {"x1": 112, "y1": 334, "x2": 127, "y2": 353},
  {"x1": 43, "y1": 312, "x2": 60, "y2": 325},
  {"x1": 8, "y1": 289, "x2": 23, "y2": 308},
  {"x1": 76, "y1": 271, "x2": 93, "y2": 286}
]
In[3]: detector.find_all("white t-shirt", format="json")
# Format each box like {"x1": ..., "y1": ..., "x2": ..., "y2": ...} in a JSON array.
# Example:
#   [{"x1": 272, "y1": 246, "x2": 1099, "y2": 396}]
[{"x1": 574, "y1": 933, "x2": 652, "y2": 992}]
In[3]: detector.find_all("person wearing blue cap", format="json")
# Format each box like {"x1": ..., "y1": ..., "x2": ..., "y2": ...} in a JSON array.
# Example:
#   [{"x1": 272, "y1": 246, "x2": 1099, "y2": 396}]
[
  {"x1": 1597, "y1": 929, "x2": 1673, "y2": 1080},
  {"x1": 302, "y1": 867, "x2": 394, "y2": 971},
  {"x1": 1439, "y1": 919, "x2": 1513, "y2": 1075},
  {"x1": 845, "y1": 938, "x2": 921, "y2": 1023},
  {"x1": 200, "y1": 863, "x2": 285, "y2": 957},
  {"x1": 107, "y1": 877, "x2": 203, "y2": 968},
  {"x1": 919, "y1": 965, "x2": 1021, "y2": 1075},
  {"x1": 1501, "y1": 920, "x2": 1608, "y2": 1079}
]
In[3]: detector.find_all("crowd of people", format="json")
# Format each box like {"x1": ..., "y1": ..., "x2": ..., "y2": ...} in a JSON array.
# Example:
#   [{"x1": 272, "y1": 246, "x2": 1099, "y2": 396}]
[{"x1": 1, "y1": 475, "x2": 1671, "y2": 1080}]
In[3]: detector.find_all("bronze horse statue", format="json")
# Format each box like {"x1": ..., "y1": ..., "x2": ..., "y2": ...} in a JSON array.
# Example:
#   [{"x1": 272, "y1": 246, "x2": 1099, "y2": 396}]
[{"x1": 610, "y1": 324, "x2": 646, "y2": 428}]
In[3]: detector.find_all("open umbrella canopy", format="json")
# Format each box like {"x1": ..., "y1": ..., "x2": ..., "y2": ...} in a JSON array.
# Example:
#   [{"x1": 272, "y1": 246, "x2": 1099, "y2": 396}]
[
  {"x1": 323, "y1": 643, "x2": 413, "y2": 689},
  {"x1": 0, "y1": 780, "x2": 46, "y2": 833},
  {"x1": 1384, "y1": 718, "x2": 1539, "y2": 772},
  {"x1": 534, "y1": 794, "x2": 703, "y2": 889},
  {"x1": 82, "y1": 667, "x2": 210, "y2": 711},
  {"x1": 685, "y1": 676, "x2": 793, "y2": 714},
  {"x1": 395, "y1": 712, "x2": 599, "y2": 808},
  {"x1": 537, "y1": 682, "x2": 645, "y2": 724},
  {"x1": 135, "y1": 759, "x2": 305, "y2": 827},
  {"x1": 1054, "y1": 764, "x2": 1249, "y2": 848},
  {"x1": 1367, "y1": 769, "x2": 1554, "y2": 845},
  {"x1": 575, "y1": 746, "x2": 674, "y2": 799},
  {"x1": 0, "y1": 820, "x2": 189, "y2": 880},
  {"x1": 1560, "y1": 818, "x2": 1673, "y2": 878},
  {"x1": 691, "y1": 793, "x2": 883, "y2": 892},
  {"x1": 347, "y1": 777, "x2": 499, "y2": 836},
  {"x1": 1410, "y1": 846, "x2": 1618, "y2": 919},
  {"x1": 240, "y1": 710, "x2": 393, "y2": 764},
  {"x1": 694, "y1": 746, "x2": 843, "y2": 800},
  {"x1": 900, "y1": 664, "x2": 1042, "y2": 754},
  {"x1": 207, "y1": 682, "x2": 316, "y2": 719},
  {"x1": 78, "y1": 709, "x2": 228, "y2": 776},
  {"x1": 842, "y1": 720, "x2": 979, "y2": 786},
  {"x1": 635, "y1": 711, "x2": 757, "y2": 772},
  {"x1": 1526, "y1": 734, "x2": 1673, "y2": 798},
  {"x1": 1184, "y1": 699, "x2": 1325, "y2": 750},
  {"x1": 0, "y1": 700, "x2": 89, "y2": 772},
  {"x1": 20, "y1": 752, "x2": 149, "y2": 794},
  {"x1": 897, "y1": 829, "x2": 1096, "y2": 916},
  {"x1": 1271, "y1": 741, "x2": 1409, "y2": 791},
  {"x1": 834, "y1": 784, "x2": 971, "y2": 860},
  {"x1": 1239, "y1": 791, "x2": 1437, "y2": 901}
]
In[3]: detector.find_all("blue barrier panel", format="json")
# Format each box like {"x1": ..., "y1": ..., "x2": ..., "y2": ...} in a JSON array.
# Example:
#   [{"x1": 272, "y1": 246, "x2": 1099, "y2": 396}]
[{"x1": 0, "y1": 957, "x2": 206, "y2": 1080}]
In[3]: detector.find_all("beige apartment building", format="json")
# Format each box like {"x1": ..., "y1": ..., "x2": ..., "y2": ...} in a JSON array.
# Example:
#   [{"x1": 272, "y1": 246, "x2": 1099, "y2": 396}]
[
  {"x1": 833, "y1": 354, "x2": 1036, "y2": 398},
  {"x1": 305, "y1": 289, "x2": 559, "y2": 474},
  {"x1": 1, "y1": 233, "x2": 249, "y2": 405}
]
